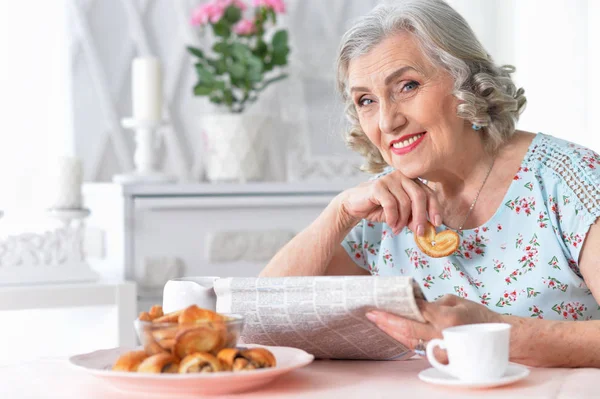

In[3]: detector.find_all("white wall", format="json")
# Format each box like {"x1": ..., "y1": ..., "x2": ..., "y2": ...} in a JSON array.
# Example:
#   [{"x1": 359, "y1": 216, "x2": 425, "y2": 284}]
[
  {"x1": 0, "y1": 0, "x2": 73, "y2": 212},
  {"x1": 450, "y1": 0, "x2": 600, "y2": 151}
]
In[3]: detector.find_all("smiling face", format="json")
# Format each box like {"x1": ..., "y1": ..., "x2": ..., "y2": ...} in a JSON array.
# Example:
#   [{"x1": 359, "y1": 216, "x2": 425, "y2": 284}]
[{"x1": 347, "y1": 31, "x2": 472, "y2": 179}]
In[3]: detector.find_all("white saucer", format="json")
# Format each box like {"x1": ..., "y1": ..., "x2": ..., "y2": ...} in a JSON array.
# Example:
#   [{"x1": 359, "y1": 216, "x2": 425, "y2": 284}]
[{"x1": 418, "y1": 363, "x2": 530, "y2": 389}]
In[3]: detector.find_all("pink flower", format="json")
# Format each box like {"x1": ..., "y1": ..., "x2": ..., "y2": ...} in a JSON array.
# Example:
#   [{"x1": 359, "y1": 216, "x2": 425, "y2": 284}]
[
  {"x1": 253, "y1": 0, "x2": 286, "y2": 13},
  {"x1": 191, "y1": 2, "x2": 226, "y2": 25},
  {"x1": 191, "y1": 0, "x2": 248, "y2": 26}
]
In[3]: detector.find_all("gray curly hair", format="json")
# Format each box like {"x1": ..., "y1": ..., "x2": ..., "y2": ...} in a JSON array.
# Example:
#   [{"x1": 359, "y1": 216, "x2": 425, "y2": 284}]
[{"x1": 336, "y1": 0, "x2": 527, "y2": 174}]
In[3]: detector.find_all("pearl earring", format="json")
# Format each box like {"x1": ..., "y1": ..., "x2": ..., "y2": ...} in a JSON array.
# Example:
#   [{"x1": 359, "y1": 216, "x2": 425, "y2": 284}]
[{"x1": 472, "y1": 124, "x2": 482, "y2": 131}]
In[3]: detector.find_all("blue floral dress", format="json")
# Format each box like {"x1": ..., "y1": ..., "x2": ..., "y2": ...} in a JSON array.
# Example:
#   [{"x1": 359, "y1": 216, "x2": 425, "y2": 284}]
[{"x1": 342, "y1": 133, "x2": 600, "y2": 320}]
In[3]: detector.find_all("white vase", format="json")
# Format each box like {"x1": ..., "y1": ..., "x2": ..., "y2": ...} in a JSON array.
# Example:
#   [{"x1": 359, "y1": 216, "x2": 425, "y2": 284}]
[{"x1": 201, "y1": 113, "x2": 272, "y2": 182}]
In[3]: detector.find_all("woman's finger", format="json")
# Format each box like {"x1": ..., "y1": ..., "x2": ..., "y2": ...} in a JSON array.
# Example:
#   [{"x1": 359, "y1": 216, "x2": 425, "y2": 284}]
[
  {"x1": 402, "y1": 179, "x2": 429, "y2": 236},
  {"x1": 371, "y1": 183, "x2": 399, "y2": 230},
  {"x1": 366, "y1": 311, "x2": 439, "y2": 341},
  {"x1": 415, "y1": 180, "x2": 443, "y2": 227},
  {"x1": 385, "y1": 182, "x2": 411, "y2": 234}
]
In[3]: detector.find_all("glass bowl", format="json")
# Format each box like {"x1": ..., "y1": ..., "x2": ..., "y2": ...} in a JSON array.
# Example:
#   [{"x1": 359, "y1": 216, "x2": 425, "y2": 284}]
[{"x1": 133, "y1": 314, "x2": 244, "y2": 357}]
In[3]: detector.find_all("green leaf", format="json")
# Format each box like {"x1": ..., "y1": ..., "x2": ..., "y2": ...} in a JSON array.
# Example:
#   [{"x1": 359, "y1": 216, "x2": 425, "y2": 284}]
[
  {"x1": 272, "y1": 30, "x2": 288, "y2": 50},
  {"x1": 214, "y1": 80, "x2": 226, "y2": 90},
  {"x1": 271, "y1": 47, "x2": 288, "y2": 66},
  {"x1": 246, "y1": 54, "x2": 263, "y2": 71},
  {"x1": 209, "y1": 58, "x2": 227, "y2": 75},
  {"x1": 231, "y1": 43, "x2": 252, "y2": 62},
  {"x1": 253, "y1": 40, "x2": 268, "y2": 58},
  {"x1": 194, "y1": 83, "x2": 213, "y2": 96},
  {"x1": 195, "y1": 64, "x2": 216, "y2": 85},
  {"x1": 187, "y1": 46, "x2": 205, "y2": 59},
  {"x1": 229, "y1": 63, "x2": 246, "y2": 79},
  {"x1": 209, "y1": 91, "x2": 224, "y2": 104},
  {"x1": 224, "y1": 5, "x2": 242, "y2": 24},
  {"x1": 212, "y1": 20, "x2": 231, "y2": 38},
  {"x1": 248, "y1": 69, "x2": 262, "y2": 83},
  {"x1": 246, "y1": 55, "x2": 263, "y2": 83},
  {"x1": 212, "y1": 42, "x2": 229, "y2": 55}
]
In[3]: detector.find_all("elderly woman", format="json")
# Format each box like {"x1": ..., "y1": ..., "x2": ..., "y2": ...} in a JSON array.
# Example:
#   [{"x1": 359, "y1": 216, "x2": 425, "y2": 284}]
[{"x1": 260, "y1": 0, "x2": 600, "y2": 368}]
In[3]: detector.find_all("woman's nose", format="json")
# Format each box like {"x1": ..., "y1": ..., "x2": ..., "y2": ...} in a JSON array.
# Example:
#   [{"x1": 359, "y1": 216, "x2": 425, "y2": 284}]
[{"x1": 379, "y1": 101, "x2": 407, "y2": 134}]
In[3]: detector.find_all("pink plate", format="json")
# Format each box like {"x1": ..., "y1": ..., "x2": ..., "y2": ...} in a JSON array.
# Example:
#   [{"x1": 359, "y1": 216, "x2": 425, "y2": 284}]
[{"x1": 68, "y1": 344, "x2": 314, "y2": 396}]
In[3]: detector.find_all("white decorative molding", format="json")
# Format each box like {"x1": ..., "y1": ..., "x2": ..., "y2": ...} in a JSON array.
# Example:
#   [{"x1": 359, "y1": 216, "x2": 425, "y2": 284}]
[
  {"x1": 206, "y1": 230, "x2": 295, "y2": 262},
  {"x1": 139, "y1": 256, "x2": 183, "y2": 290},
  {"x1": 0, "y1": 225, "x2": 98, "y2": 285}
]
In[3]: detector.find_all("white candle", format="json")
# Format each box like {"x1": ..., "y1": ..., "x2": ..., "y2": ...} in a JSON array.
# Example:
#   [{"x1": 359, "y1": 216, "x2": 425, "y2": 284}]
[
  {"x1": 51, "y1": 157, "x2": 83, "y2": 209},
  {"x1": 132, "y1": 57, "x2": 162, "y2": 122}
]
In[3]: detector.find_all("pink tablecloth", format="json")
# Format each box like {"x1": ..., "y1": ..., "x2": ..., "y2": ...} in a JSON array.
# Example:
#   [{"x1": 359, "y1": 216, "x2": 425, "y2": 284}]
[{"x1": 0, "y1": 357, "x2": 597, "y2": 398}]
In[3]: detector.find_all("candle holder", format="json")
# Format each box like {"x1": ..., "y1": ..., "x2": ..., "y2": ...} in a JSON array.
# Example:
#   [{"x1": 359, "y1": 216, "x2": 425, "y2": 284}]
[
  {"x1": 46, "y1": 207, "x2": 91, "y2": 226},
  {"x1": 112, "y1": 118, "x2": 176, "y2": 184}
]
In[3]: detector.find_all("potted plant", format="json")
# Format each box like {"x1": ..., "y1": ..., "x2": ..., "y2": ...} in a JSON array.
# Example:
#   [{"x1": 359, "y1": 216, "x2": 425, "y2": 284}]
[{"x1": 187, "y1": 0, "x2": 290, "y2": 182}]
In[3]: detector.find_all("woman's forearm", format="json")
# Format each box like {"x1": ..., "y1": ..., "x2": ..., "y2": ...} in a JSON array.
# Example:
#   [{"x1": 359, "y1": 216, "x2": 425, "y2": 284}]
[
  {"x1": 259, "y1": 196, "x2": 358, "y2": 277},
  {"x1": 504, "y1": 315, "x2": 600, "y2": 367}
]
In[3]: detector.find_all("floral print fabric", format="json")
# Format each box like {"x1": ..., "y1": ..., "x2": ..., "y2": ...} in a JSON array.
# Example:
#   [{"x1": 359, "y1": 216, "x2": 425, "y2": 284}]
[{"x1": 342, "y1": 134, "x2": 600, "y2": 320}]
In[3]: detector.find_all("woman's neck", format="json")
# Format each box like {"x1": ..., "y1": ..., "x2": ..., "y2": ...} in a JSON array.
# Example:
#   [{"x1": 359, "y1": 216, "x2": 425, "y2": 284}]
[{"x1": 423, "y1": 134, "x2": 494, "y2": 202}]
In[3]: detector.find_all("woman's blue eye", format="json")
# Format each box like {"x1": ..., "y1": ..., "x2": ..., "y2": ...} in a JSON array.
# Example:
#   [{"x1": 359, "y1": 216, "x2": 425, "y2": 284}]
[
  {"x1": 358, "y1": 98, "x2": 374, "y2": 107},
  {"x1": 402, "y1": 81, "x2": 419, "y2": 92}
]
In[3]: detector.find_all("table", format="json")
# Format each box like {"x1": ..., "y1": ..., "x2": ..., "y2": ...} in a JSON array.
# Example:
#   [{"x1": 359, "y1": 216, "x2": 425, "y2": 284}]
[
  {"x1": 0, "y1": 280, "x2": 137, "y2": 347},
  {"x1": 1, "y1": 357, "x2": 597, "y2": 398}
]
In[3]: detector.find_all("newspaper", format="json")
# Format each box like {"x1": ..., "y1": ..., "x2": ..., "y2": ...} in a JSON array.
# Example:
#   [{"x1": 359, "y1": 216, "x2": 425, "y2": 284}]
[{"x1": 214, "y1": 276, "x2": 425, "y2": 360}]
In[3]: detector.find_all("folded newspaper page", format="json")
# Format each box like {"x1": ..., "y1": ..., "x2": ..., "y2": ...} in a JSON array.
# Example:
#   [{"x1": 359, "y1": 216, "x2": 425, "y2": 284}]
[{"x1": 214, "y1": 276, "x2": 425, "y2": 360}]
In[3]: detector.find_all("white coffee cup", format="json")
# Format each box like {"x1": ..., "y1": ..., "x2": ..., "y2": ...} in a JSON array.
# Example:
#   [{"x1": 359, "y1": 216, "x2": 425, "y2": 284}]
[
  {"x1": 426, "y1": 323, "x2": 511, "y2": 382},
  {"x1": 162, "y1": 276, "x2": 220, "y2": 313}
]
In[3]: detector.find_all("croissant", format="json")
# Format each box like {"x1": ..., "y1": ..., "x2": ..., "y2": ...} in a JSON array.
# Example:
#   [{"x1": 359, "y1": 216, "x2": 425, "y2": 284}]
[
  {"x1": 137, "y1": 353, "x2": 180, "y2": 374},
  {"x1": 112, "y1": 350, "x2": 149, "y2": 372},
  {"x1": 179, "y1": 352, "x2": 223, "y2": 373},
  {"x1": 151, "y1": 326, "x2": 180, "y2": 341},
  {"x1": 138, "y1": 312, "x2": 152, "y2": 322},
  {"x1": 148, "y1": 305, "x2": 164, "y2": 320},
  {"x1": 152, "y1": 309, "x2": 183, "y2": 324},
  {"x1": 143, "y1": 332, "x2": 168, "y2": 356},
  {"x1": 218, "y1": 348, "x2": 276, "y2": 371},
  {"x1": 173, "y1": 325, "x2": 225, "y2": 358},
  {"x1": 178, "y1": 305, "x2": 225, "y2": 324}
]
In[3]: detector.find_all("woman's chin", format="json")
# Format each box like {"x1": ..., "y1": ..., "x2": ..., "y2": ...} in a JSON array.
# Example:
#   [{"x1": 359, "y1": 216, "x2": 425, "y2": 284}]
[{"x1": 390, "y1": 163, "x2": 423, "y2": 180}]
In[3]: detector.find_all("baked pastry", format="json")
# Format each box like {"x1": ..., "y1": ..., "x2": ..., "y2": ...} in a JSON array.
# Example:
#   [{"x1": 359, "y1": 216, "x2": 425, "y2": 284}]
[
  {"x1": 178, "y1": 305, "x2": 225, "y2": 324},
  {"x1": 112, "y1": 350, "x2": 149, "y2": 372},
  {"x1": 179, "y1": 352, "x2": 223, "y2": 373},
  {"x1": 137, "y1": 353, "x2": 180, "y2": 374},
  {"x1": 414, "y1": 222, "x2": 459, "y2": 258},
  {"x1": 152, "y1": 309, "x2": 183, "y2": 324},
  {"x1": 143, "y1": 332, "x2": 168, "y2": 355},
  {"x1": 151, "y1": 326, "x2": 180, "y2": 341},
  {"x1": 138, "y1": 312, "x2": 152, "y2": 322},
  {"x1": 218, "y1": 348, "x2": 276, "y2": 371},
  {"x1": 148, "y1": 305, "x2": 164, "y2": 320},
  {"x1": 173, "y1": 325, "x2": 225, "y2": 358}
]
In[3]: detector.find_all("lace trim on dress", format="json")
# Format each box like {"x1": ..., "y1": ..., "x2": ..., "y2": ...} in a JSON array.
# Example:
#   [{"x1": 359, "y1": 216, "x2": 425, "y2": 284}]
[{"x1": 525, "y1": 135, "x2": 600, "y2": 219}]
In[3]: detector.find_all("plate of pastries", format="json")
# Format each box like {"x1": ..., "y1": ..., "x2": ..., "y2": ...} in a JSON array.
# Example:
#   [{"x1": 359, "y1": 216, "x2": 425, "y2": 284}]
[{"x1": 69, "y1": 305, "x2": 314, "y2": 396}]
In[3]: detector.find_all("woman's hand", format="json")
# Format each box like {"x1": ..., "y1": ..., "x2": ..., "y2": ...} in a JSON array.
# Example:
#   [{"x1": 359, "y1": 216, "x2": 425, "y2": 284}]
[
  {"x1": 366, "y1": 294, "x2": 504, "y2": 360},
  {"x1": 337, "y1": 170, "x2": 442, "y2": 236}
]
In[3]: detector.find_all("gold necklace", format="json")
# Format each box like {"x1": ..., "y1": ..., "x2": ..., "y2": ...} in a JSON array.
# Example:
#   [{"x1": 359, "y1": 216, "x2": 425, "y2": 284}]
[{"x1": 434, "y1": 157, "x2": 496, "y2": 232}]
